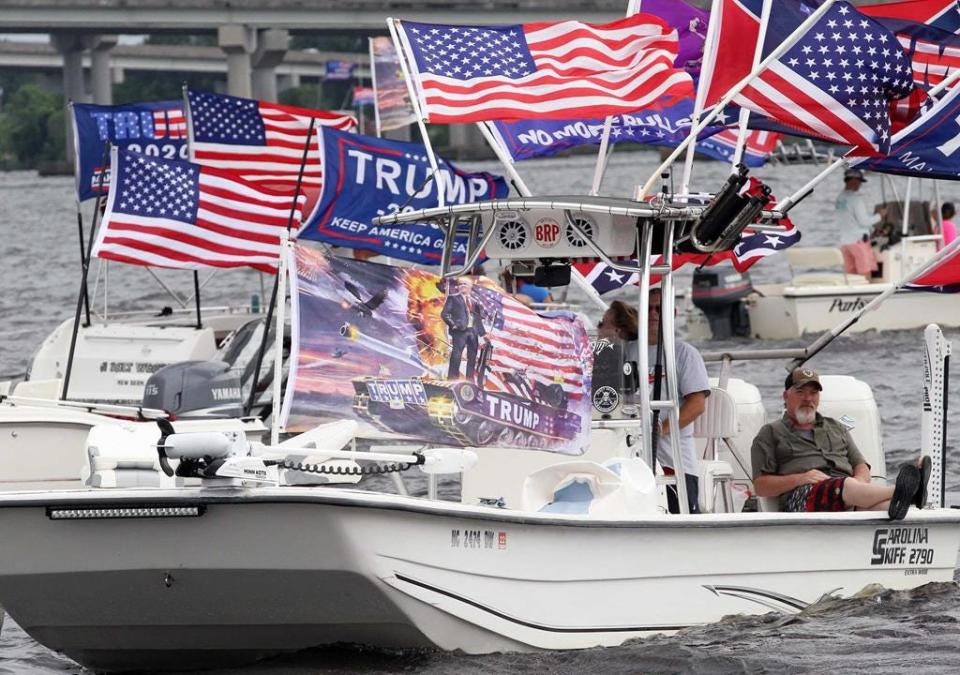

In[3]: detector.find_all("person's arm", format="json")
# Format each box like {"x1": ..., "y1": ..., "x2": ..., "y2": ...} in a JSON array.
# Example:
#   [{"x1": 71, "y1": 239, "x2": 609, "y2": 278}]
[
  {"x1": 852, "y1": 462, "x2": 871, "y2": 484},
  {"x1": 660, "y1": 391, "x2": 706, "y2": 436},
  {"x1": 754, "y1": 469, "x2": 832, "y2": 498}
]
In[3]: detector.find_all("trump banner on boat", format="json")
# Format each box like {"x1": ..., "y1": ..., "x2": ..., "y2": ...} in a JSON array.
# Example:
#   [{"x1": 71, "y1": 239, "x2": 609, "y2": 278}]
[
  {"x1": 281, "y1": 245, "x2": 593, "y2": 454},
  {"x1": 489, "y1": 106, "x2": 778, "y2": 166},
  {"x1": 72, "y1": 101, "x2": 187, "y2": 202},
  {"x1": 298, "y1": 128, "x2": 508, "y2": 264}
]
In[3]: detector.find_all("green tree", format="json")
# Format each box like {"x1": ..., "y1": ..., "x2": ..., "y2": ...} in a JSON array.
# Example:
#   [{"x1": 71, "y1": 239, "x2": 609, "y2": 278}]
[{"x1": 0, "y1": 84, "x2": 64, "y2": 166}]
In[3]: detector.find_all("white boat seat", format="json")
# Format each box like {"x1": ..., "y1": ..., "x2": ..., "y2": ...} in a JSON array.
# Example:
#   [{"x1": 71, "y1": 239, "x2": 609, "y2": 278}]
[
  {"x1": 693, "y1": 387, "x2": 752, "y2": 511},
  {"x1": 757, "y1": 496, "x2": 780, "y2": 512}
]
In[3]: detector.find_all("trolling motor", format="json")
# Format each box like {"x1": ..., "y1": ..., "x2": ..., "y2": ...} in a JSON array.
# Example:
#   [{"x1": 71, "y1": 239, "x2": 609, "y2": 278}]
[
  {"x1": 155, "y1": 418, "x2": 273, "y2": 483},
  {"x1": 153, "y1": 419, "x2": 478, "y2": 486},
  {"x1": 686, "y1": 164, "x2": 772, "y2": 253}
]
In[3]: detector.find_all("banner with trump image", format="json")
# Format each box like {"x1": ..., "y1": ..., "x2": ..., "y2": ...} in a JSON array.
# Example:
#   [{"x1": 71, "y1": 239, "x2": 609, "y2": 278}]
[{"x1": 281, "y1": 244, "x2": 593, "y2": 454}]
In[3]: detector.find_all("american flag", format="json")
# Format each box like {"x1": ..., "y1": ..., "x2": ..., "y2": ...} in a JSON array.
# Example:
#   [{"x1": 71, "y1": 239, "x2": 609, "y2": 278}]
[
  {"x1": 153, "y1": 107, "x2": 186, "y2": 139},
  {"x1": 705, "y1": 1, "x2": 915, "y2": 155},
  {"x1": 395, "y1": 15, "x2": 695, "y2": 123},
  {"x1": 469, "y1": 285, "x2": 588, "y2": 401},
  {"x1": 186, "y1": 90, "x2": 356, "y2": 193},
  {"x1": 92, "y1": 148, "x2": 305, "y2": 273}
]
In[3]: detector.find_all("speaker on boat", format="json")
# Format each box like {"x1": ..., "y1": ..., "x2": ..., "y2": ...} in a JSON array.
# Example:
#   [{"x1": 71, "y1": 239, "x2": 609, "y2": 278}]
[
  {"x1": 691, "y1": 267, "x2": 753, "y2": 339},
  {"x1": 143, "y1": 360, "x2": 243, "y2": 419}
]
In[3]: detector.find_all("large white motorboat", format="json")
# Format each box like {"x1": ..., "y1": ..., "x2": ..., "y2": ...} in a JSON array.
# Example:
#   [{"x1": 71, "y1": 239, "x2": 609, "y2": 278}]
[{"x1": 0, "y1": 198, "x2": 956, "y2": 672}]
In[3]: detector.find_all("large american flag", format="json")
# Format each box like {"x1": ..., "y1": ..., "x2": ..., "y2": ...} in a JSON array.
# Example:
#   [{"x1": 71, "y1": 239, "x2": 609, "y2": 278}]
[
  {"x1": 395, "y1": 15, "x2": 695, "y2": 123},
  {"x1": 92, "y1": 148, "x2": 305, "y2": 273},
  {"x1": 186, "y1": 90, "x2": 356, "y2": 194},
  {"x1": 706, "y1": 1, "x2": 915, "y2": 155},
  {"x1": 470, "y1": 285, "x2": 588, "y2": 401}
]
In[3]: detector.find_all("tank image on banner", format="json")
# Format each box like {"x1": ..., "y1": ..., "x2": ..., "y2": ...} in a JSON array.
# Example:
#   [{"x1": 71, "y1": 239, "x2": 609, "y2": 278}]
[{"x1": 282, "y1": 245, "x2": 594, "y2": 455}]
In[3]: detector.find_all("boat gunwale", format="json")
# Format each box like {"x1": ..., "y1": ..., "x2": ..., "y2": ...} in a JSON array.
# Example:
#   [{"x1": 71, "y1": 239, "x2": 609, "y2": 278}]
[{"x1": 3, "y1": 486, "x2": 959, "y2": 530}]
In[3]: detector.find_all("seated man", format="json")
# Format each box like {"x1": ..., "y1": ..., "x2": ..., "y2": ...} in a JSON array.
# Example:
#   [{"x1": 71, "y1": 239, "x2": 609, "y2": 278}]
[{"x1": 751, "y1": 368, "x2": 929, "y2": 521}]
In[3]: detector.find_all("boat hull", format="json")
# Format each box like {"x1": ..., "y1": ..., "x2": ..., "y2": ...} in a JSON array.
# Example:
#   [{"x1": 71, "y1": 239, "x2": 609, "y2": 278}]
[
  {"x1": 746, "y1": 285, "x2": 960, "y2": 339},
  {"x1": 0, "y1": 488, "x2": 958, "y2": 671}
]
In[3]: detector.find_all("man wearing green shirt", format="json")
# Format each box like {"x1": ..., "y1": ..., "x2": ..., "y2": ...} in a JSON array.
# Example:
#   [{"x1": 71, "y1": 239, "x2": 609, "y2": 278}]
[{"x1": 751, "y1": 368, "x2": 928, "y2": 520}]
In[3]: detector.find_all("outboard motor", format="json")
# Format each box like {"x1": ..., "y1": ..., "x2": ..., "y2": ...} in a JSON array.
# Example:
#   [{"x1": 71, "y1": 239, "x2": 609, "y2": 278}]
[
  {"x1": 143, "y1": 360, "x2": 243, "y2": 419},
  {"x1": 691, "y1": 267, "x2": 753, "y2": 339}
]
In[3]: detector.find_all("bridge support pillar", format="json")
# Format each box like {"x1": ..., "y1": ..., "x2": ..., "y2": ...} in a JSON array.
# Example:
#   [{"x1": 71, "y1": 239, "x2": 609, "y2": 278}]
[
  {"x1": 218, "y1": 24, "x2": 256, "y2": 99},
  {"x1": 51, "y1": 33, "x2": 89, "y2": 163},
  {"x1": 252, "y1": 29, "x2": 289, "y2": 102},
  {"x1": 90, "y1": 35, "x2": 118, "y2": 105},
  {"x1": 278, "y1": 71, "x2": 301, "y2": 92}
]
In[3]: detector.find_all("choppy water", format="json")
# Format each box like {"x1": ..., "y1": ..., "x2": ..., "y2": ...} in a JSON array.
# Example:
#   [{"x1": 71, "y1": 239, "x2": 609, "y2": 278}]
[{"x1": 2, "y1": 152, "x2": 960, "y2": 673}]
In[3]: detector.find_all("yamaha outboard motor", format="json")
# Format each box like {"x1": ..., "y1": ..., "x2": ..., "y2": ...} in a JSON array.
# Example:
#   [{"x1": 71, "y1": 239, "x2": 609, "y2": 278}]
[
  {"x1": 143, "y1": 360, "x2": 242, "y2": 419},
  {"x1": 691, "y1": 267, "x2": 753, "y2": 339}
]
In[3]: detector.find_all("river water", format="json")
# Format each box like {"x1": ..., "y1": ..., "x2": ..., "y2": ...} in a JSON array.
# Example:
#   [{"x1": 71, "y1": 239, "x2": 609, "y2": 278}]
[{"x1": 2, "y1": 152, "x2": 960, "y2": 673}]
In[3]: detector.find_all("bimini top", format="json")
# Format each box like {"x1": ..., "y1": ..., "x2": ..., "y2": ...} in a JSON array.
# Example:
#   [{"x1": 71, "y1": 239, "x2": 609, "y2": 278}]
[{"x1": 371, "y1": 196, "x2": 705, "y2": 226}]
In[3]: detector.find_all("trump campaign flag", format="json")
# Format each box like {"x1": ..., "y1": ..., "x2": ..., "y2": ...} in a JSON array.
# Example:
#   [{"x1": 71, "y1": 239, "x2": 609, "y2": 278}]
[
  {"x1": 856, "y1": 80, "x2": 960, "y2": 179},
  {"x1": 702, "y1": 0, "x2": 915, "y2": 155},
  {"x1": 91, "y1": 148, "x2": 304, "y2": 273},
  {"x1": 72, "y1": 101, "x2": 186, "y2": 201},
  {"x1": 394, "y1": 15, "x2": 694, "y2": 123},
  {"x1": 299, "y1": 128, "x2": 508, "y2": 264},
  {"x1": 186, "y1": 90, "x2": 356, "y2": 221}
]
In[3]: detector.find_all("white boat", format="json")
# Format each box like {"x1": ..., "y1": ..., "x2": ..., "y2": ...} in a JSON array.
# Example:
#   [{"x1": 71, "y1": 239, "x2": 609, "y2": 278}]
[
  {"x1": 0, "y1": 198, "x2": 956, "y2": 672},
  {"x1": 744, "y1": 236, "x2": 960, "y2": 339}
]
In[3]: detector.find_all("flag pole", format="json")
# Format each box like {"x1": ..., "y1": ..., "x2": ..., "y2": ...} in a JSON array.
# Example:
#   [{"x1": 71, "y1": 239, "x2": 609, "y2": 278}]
[
  {"x1": 389, "y1": 17, "x2": 446, "y2": 207},
  {"x1": 679, "y1": 0, "x2": 722, "y2": 194},
  {"x1": 76, "y1": 202, "x2": 92, "y2": 327},
  {"x1": 727, "y1": 0, "x2": 772, "y2": 171},
  {"x1": 193, "y1": 270, "x2": 202, "y2": 329},
  {"x1": 369, "y1": 37, "x2": 383, "y2": 138},
  {"x1": 790, "y1": 236, "x2": 960, "y2": 370},
  {"x1": 637, "y1": 0, "x2": 838, "y2": 199},
  {"x1": 243, "y1": 117, "x2": 315, "y2": 418},
  {"x1": 475, "y1": 121, "x2": 609, "y2": 310},
  {"x1": 270, "y1": 229, "x2": 289, "y2": 446},
  {"x1": 588, "y1": 0, "x2": 641, "y2": 195},
  {"x1": 62, "y1": 143, "x2": 112, "y2": 401}
]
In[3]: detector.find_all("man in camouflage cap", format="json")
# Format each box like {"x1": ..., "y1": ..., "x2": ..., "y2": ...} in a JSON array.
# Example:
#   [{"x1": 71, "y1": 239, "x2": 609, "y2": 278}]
[{"x1": 751, "y1": 368, "x2": 928, "y2": 521}]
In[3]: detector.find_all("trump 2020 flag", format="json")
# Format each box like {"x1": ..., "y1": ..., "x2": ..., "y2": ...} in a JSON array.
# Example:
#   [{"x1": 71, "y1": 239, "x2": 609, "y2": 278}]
[
  {"x1": 282, "y1": 245, "x2": 593, "y2": 454},
  {"x1": 186, "y1": 89, "x2": 356, "y2": 221},
  {"x1": 856, "y1": 79, "x2": 960, "y2": 179},
  {"x1": 72, "y1": 101, "x2": 186, "y2": 202},
  {"x1": 394, "y1": 15, "x2": 694, "y2": 123},
  {"x1": 703, "y1": 0, "x2": 915, "y2": 155},
  {"x1": 92, "y1": 148, "x2": 304, "y2": 273},
  {"x1": 299, "y1": 128, "x2": 508, "y2": 264}
]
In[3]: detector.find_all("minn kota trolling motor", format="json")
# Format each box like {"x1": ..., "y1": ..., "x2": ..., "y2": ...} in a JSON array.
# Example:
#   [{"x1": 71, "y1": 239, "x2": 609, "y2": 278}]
[{"x1": 153, "y1": 419, "x2": 478, "y2": 486}]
